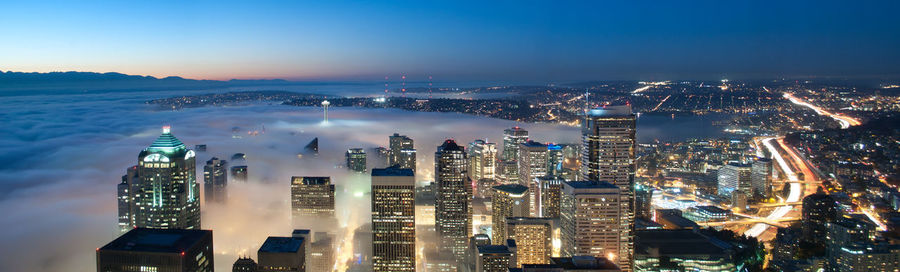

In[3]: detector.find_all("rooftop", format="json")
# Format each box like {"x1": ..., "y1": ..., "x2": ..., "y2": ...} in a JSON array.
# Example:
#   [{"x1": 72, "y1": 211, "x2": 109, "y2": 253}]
[
  {"x1": 290, "y1": 176, "x2": 331, "y2": 185},
  {"x1": 145, "y1": 127, "x2": 187, "y2": 154},
  {"x1": 565, "y1": 180, "x2": 619, "y2": 189},
  {"x1": 493, "y1": 184, "x2": 529, "y2": 195},
  {"x1": 99, "y1": 228, "x2": 210, "y2": 253},
  {"x1": 587, "y1": 105, "x2": 633, "y2": 117},
  {"x1": 438, "y1": 139, "x2": 464, "y2": 152},
  {"x1": 477, "y1": 245, "x2": 513, "y2": 255},
  {"x1": 545, "y1": 256, "x2": 621, "y2": 270},
  {"x1": 371, "y1": 165, "x2": 415, "y2": 177},
  {"x1": 259, "y1": 236, "x2": 305, "y2": 253},
  {"x1": 635, "y1": 229, "x2": 733, "y2": 256},
  {"x1": 521, "y1": 140, "x2": 546, "y2": 148}
]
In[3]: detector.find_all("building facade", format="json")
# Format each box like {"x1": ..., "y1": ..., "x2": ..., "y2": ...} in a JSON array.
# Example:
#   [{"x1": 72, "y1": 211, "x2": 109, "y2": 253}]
[
  {"x1": 468, "y1": 139, "x2": 498, "y2": 181},
  {"x1": 434, "y1": 139, "x2": 473, "y2": 261},
  {"x1": 346, "y1": 148, "x2": 367, "y2": 173},
  {"x1": 128, "y1": 127, "x2": 201, "y2": 229},
  {"x1": 492, "y1": 184, "x2": 530, "y2": 245},
  {"x1": 502, "y1": 127, "x2": 529, "y2": 161},
  {"x1": 203, "y1": 157, "x2": 228, "y2": 204},
  {"x1": 371, "y1": 166, "x2": 417, "y2": 271},
  {"x1": 751, "y1": 158, "x2": 773, "y2": 198},
  {"x1": 717, "y1": 163, "x2": 752, "y2": 198},
  {"x1": 290, "y1": 176, "x2": 336, "y2": 218},
  {"x1": 506, "y1": 217, "x2": 553, "y2": 267},
  {"x1": 519, "y1": 140, "x2": 549, "y2": 216},
  {"x1": 561, "y1": 181, "x2": 628, "y2": 270},
  {"x1": 389, "y1": 133, "x2": 417, "y2": 172},
  {"x1": 97, "y1": 228, "x2": 213, "y2": 272}
]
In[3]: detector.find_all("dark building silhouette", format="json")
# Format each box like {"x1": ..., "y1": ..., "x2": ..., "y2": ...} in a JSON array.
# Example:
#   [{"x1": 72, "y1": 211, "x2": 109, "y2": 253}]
[
  {"x1": 802, "y1": 189, "x2": 839, "y2": 245},
  {"x1": 434, "y1": 139, "x2": 472, "y2": 261},
  {"x1": 96, "y1": 228, "x2": 213, "y2": 272},
  {"x1": 204, "y1": 157, "x2": 228, "y2": 204},
  {"x1": 233, "y1": 257, "x2": 258, "y2": 272}
]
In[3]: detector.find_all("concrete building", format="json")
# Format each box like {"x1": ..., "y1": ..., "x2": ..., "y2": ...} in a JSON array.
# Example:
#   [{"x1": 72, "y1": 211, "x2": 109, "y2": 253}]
[
  {"x1": 371, "y1": 166, "x2": 416, "y2": 271},
  {"x1": 97, "y1": 228, "x2": 213, "y2": 272},
  {"x1": 519, "y1": 140, "x2": 549, "y2": 216},
  {"x1": 492, "y1": 184, "x2": 530, "y2": 245},
  {"x1": 507, "y1": 217, "x2": 553, "y2": 267},
  {"x1": 561, "y1": 181, "x2": 629, "y2": 270},
  {"x1": 290, "y1": 176, "x2": 335, "y2": 218}
]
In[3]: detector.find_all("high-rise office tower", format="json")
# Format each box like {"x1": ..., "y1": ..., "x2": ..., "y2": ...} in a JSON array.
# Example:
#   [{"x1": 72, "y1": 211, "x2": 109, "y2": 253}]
[
  {"x1": 97, "y1": 228, "x2": 213, "y2": 272},
  {"x1": 258, "y1": 234, "x2": 306, "y2": 272},
  {"x1": 518, "y1": 140, "x2": 548, "y2": 216},
  {"x1": 506, "y1": 217, "x2": 553, "y2": 267},
  {"x1": 129, "y1": 126, "x2": 201, "y2": 229},
  {"x1": 581, "y1": 105, "x2": 635, "y2": 271},
  {"x1": 468, "y1": 139, "x2": 498, "y2": 181},
  {"x1": 491, "y1": 184, "x2": 530, "y2": 245},
  {"x1": 346, "y1": 148, "x2": 367, "y2": 173},
  {"x1": 502, "y1": 127, "x2": 529, "y2": 161},
  {"x1": 434, "y1": 139, "x2": 473, "y2": 261},
  {"x1": 204, "y1": 157, "x2": 228, "y2": 204},
  {"x1": 371, "y1": 166, "x2": 416, "y2": 271},
  {"x1": 717, "y1": 163, "x2": 752, "y2": 198},
  {"x1": 231, "y1": 165, "x2": 248, "y2": 183},
  {"x1": 546, "y1": 143, "x2": 564, "y2": 177},
  {"x1": 118, "y1": 165, "x2": 137, "y2": 233},
  {"x1": 309, "y1": 232, "x2": 335, "y2": 272},
  {"x1": 389, "y1": 133, "x2": 417, "y2": 172},
  {"x1": 536, "y1": 176, "x2": 564, "y2": 218},
  {"x1": 497, "y1": 160, "x2": 520, "y2": 185},
  {"x1": 561, "y1": 181, "x2": 628, "y2": 270},
  {"x1": 751, "y1": 158, "x2": 773, "y2": 198},
  {"x1": 290, "y1": 176, "x2": 336, "y2": 218}
]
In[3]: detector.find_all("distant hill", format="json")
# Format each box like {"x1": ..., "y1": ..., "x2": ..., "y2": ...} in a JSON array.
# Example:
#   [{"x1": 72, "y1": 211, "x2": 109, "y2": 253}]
[{"x1": 0, "y1": 71, "x2": 294, "y2": 94}]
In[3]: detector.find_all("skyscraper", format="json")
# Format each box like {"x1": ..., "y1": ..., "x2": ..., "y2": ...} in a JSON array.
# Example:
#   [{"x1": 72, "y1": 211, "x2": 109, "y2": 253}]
[
  {"x1": 118, "y1": 165, "x2": 137, "y2": 233},
  {"x1": 346, "y1": 148, "x2": 367, "y2": 173},
  {"x1": 475, "y1": 242, "x2": 517, "y2": 272},
  {"x1": 518, "y1": 140, "x2": 548, "y2": 216},
  {"x1": 233, "y1": 257, "x2": 258, "y2": 272},
  {"x1": 204, "y1": 157, "x2": 228, "y2": 204},
  {"x1": 497, "y1": 160, "x2": 520, "y2": 185},
  {"x1": 506, "y1": 217, "x2": 553, "y2": 267},
  {"x1": 561, "y1": 181, "x2": 628, "y2": 270},
  {"x1": 717, "y1": 163, "x2": 752, "y2": 198},
  {"x1": 258, "y1": 235, "x2": 306, "y2": 272},
  {"x1": 580, "y1": 105, "x2": 635, "y2": 271},
  {"x1": 802, "y1": 189, "x2": 839, "y2": 245},
  {"x1": 231, "y1": 165, "x2": 248, "y2": 183},
  {"x1": 546, "y1": 143, "x2": 565, "y2": 178},
  {"x1": 536, "y1": 176, "x2": 564, "y2": 218},
  {"x1": 491, "y1": 184, "x2": 530, "y2": 245},
  {"x1": 389, "y1": 133, "x2": 417, "y2": 172},
  {"x1": 751, "y1": 158, "x2": 773, "y2": 198},
  {"x1": 290, "y1": 176, "x2": 336, "y2": 219},
  {"x1": 434, "y1": 139, "x2": 473, "y2": 261},
  {"x1": 468, "y1": 139, "x2": 498, "y2": 181},
  {"x1": 502, "y1": 127, "x2": 529, "y2": 161},
  {"x1": 97, "y1": 228, "x2": 213, "y2": 272},
  {"x1": 130, "y1": 126, "x2": 201, "y2": 229},
  {"x1": 371, "y1": 166, "x2": 416, "y2": 271}
]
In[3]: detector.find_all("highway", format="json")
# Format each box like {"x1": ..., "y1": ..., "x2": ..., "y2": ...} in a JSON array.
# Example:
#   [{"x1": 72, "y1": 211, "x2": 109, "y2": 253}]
[
  {"x1": 783, "y1": 92, "x2": 861, "y2": 129},
  {"x1": 745, "y1": 137, "x2": 809, "y2": 238}
]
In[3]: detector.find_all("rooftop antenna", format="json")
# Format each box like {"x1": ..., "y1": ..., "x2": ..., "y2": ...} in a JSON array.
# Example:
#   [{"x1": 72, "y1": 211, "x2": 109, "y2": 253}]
[
  {"x1": 428, "y1": 75, "x2": 433, "y2": 99},
  {"x1": 321, "y1": 100, "x2": 330, "y2": 123},
  {"x1": 384, "y1": 76, "x2": 389, "y2": 94},
  {"x1": 401, "y1": 74, "x2": 407, "y2": 97}
]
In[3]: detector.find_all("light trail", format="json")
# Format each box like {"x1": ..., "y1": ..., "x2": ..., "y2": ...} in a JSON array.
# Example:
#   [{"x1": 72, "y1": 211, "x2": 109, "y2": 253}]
[
  {"x1": 762, "y1": 137, "x2": 798, "y2": 182},
  {"x1": 745, "y1": 137, "x2": 802, "y2": 237},
  {"x1": 650, "y1": 95, "x2": 671, "y2": 111},
  {"x1": 632, "y1": 85, "x2": 652, "y2": 94},
  {"x1": 783, "y1": 92, "x2": 861, "y2": 129},
  {"x1": 861, "y1": 208, "x2": 889, "y2": 231}
]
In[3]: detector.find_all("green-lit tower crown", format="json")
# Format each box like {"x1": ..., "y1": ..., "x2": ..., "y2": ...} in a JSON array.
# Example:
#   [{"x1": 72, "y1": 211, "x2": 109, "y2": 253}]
[{"x1": 129, "y1": 126, "x2": 201, "y2": 229}]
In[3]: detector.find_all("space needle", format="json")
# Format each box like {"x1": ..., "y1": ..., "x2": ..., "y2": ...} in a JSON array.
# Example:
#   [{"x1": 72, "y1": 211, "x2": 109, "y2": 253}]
[{"x1": 321, "y1": 100, "x2": 330, "y2": 123}]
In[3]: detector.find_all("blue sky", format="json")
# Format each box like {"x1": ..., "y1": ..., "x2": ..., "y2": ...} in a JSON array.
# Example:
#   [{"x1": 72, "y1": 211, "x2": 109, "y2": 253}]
[{"x1": 1, "y1": 0, "x2": 899, "y2": 81}]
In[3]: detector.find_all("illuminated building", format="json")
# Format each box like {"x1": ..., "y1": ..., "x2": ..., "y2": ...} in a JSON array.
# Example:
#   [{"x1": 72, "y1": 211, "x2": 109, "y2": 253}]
[
  {"x1": 373, "y1": 146, "x2": 391, "y2": 168},
  {"x1": 634, "y1": 184, "x2": 652, "y2": 219},
  {"x1": 346, "y1": 148, "x2": 367, "y2": 173},
  {"x1": 130, "y1": 126, "x2": 201, "y2": 229},
  {"x1": 717, "y1": 163, "x2": 751, "y2": 198},
  {"x1": 389, "y1": 133, "x2": 416, "y2": 172},
  {"x1": 579, "y1": 105, "x2": 635, "y2": 271},
  {"x1": 96, "y1": 228, "x2": 213, "y2": 272},
  {"x1": 826, "y1": 216, "x2": 878, "y2": 268},
  {"x1": 231, "y1": 165, "x2": 248, "y2": 183},
  {"x1": 203, "y1": 157, "x2": 228, "y2": 204},
  {"x1": 502, "y1": 127, "x2": 529, "y2": 161},
  {"x1": 683, "y1": 205, "x2": 731, "y2": 223},
  {"x1": 832, "y1": 242, "x2": 900, "y2": 272},
  {"x1": 633, "y1": 229, "x2": 748, "y2": 272},
  {"x1": 118, "y1": 166, "x2": 137, "y2": 233},
  {"x1": 546, "y1": 143, "x2": 564, "y2": 178},
  {"x1": 233, "y1": 257, "x2": 258, "y2": 272},
  {"x1": 492, "y1": 184, "x2": 530, "y2": 245},
  {"x1": 560, "y1": 181, "x2": 628, "y2": 270},
  {"x1": 519, "y1": 140, "x2": 548, "y2": 216},
  {"x1": 434, "y1": 139, "x2": 473, "y2": 261},
  {"x1": 371, "y1": 166, "x2": 416, "y2": 271},
  {"x1": 465, "y1": 234, "x2": 493, "y2": 272},
  {"x1": 497, "y1": 160, "x2": 520, "y2": 185},
  {"x1": 290, "y1": 176, "x2": 335, "y2": 219},
  {"x1": 475, "y1": 241, "x2": 517, "y2": 272},
  {"x1": 506, "y1": 217, "x2": 553, "y2": 267},
  {"x1": 802, "y1": 189, "x2": 839, "y2": 245},
  {"x1": 468, "y1": 139, "x2": 497, "y2": 181},
  {"x1": 258, "y1": 234, "x2": 306, "y2": 272},
  {"x1": 309, "y1": 232, "x2": 334, "y2": 272},
  {"x1": 536, "y1": 176, "x2": 564, "y2": 218},
  {"x1": 750, "y1": 158, "x2": 773, "y2": 198},
  {"x1": 424, "y1": 249, "x2": 458, "y2": 272}
]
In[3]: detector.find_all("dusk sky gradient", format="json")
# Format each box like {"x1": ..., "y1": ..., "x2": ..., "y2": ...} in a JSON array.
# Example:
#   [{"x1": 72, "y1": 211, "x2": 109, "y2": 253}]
[{"x1": 2, "y1": 0, "x2": 899, "y2": 81}]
